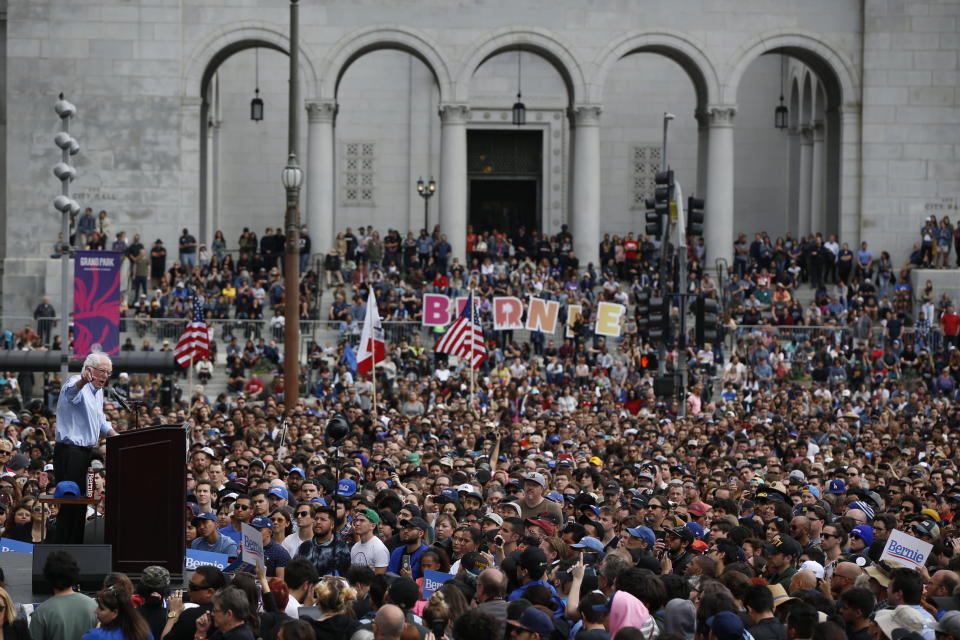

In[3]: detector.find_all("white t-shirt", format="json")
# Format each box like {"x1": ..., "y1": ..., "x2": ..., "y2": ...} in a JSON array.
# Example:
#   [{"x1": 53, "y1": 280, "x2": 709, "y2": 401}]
[{"x1": 351, "y1": 536, "x2": 389, "y2": 569}]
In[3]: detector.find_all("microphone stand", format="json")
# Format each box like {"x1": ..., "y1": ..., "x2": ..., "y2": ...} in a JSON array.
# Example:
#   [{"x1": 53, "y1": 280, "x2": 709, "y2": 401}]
[{"x1": 110, "y1": 387, "x2": 143, "y2": 430}]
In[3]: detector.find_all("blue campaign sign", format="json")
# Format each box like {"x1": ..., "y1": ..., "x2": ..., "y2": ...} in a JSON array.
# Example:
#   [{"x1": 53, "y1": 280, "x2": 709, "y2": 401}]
[
  {"x1": 422, "y1": 569, "x2": 453, "y2": 600},
  {"x1": 185, "y1": 549, "x2": 230, "y2": 570},
  {"x1": 0, "y1": 538, "x2": 34, "y2": 554}
]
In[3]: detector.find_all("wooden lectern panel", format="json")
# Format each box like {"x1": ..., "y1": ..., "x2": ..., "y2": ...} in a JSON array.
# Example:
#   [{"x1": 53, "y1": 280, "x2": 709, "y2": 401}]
[{"x1": 105, "y1": 425, "x2": 186, "y2": 574}]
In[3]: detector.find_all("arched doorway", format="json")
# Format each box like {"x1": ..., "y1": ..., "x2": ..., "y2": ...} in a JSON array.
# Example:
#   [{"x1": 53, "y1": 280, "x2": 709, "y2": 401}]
[{"x1": 727, "y1": 34, "x2": 860, "y2": 252}]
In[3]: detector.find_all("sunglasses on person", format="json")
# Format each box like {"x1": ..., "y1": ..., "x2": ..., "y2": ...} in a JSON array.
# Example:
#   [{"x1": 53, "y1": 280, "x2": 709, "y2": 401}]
[
  {"x1": 296, "y1": 511, "x2": 311, "y2": 518},
  {"x1": 234, "y1": 504, "x2": 251, "y2": 511},
  {"x1": 188, "y1": 582, "x2": 211, "y2": 591}
]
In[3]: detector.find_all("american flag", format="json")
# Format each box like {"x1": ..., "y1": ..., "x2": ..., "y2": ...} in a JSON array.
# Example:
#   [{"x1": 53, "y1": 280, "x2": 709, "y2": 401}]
[
  {"x1": 174, "y1": 296, "x2": 211, "y2": 368},
  {"x1": 435, "y1": 292, "x2": 487, "y2": 369}
]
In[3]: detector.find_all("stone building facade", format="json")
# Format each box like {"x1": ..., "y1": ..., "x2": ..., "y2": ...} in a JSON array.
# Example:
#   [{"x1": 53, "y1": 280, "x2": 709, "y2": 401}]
[{"x1": 1, "y1": 0, "x2": 958, "y2": 316}]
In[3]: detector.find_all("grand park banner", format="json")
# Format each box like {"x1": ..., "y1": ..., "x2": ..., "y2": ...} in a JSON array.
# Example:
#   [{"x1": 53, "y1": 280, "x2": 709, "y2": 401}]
[
  {"x1": 421, "y1": 293, "x2": 628, "y2": 338},
  {"x1": 73, "y1": 250, "x2": 122, "y2": 357}
]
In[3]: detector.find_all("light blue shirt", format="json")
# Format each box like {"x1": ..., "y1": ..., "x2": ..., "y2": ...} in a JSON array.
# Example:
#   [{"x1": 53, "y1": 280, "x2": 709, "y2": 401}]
[
  {"x1": 56, "y1": 375, "x2": 112, "y2": 447},
  {"x1": 191, "y1": 532, "x2": 238, "y2": 557}
]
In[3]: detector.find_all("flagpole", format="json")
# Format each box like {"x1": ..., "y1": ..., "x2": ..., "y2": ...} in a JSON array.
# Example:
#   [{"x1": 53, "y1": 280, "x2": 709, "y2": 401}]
[
  {"x1": 470, "y1": 282, "x2": 475, "y2": 409},
  {"x1": 187, "y1": 295, "x2": 194, "y2": 400}
]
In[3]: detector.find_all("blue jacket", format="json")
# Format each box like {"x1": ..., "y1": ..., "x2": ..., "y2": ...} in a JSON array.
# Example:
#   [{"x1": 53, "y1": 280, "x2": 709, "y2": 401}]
[{"x1": 388, "y1": 543, "x2": 429, "y2": 579}]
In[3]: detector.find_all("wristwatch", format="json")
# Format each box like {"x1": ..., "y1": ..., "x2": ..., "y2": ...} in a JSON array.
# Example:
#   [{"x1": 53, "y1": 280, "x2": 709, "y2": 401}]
[{"x1": 168, "y1": 611, "x2": 180, "y2": 619}]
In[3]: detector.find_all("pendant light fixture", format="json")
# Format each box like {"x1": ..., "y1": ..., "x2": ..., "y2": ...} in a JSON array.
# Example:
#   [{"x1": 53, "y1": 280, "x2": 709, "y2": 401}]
[
  {"x1": 774, "y1": 53, "x2": 788, "y2": 130},
  {"x1": 512, "y1": 47, "x2": 526, "y2": 126},
  {"x1": 250, "y1": 48, "x2": 264, "y2": 122}
]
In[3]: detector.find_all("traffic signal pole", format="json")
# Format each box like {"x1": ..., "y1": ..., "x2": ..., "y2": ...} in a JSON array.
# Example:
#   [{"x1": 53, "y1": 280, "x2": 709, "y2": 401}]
[{"x1": 674, "y1": 183, "x2": 689, "y2": 417}]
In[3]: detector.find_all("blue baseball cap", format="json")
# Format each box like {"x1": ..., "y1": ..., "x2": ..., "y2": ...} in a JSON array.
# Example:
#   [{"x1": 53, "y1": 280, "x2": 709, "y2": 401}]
[
  {"x1": 547, "y1": 492, "x2": 563, "y2": 502},
  {"x1": 250, "y1": 516, "x2": 273, "y2": 529},
  {"x1": 850, "y1": 524, "x2": 874, "y2": 546},
  {"x1": 287, "y1": 467, "x2": 305, "y2": 477},
  {"x1": 804, "y1": 485, "x2": 821, "y2": 499},
  {"x1": 828, "y1": 479, "x2": 846, "y2": 495},
  {"x1": 570, "y1": 536, "x2": 605, "y2": 554},
  {"x1": 437, "y1": 488, "x2": 459, "y2": 502},
  {"x1": 53, "y1": 481, "x2": 81, "y2": 499},
  {"x1": 685, "y1": 522, "x2": 705, "y2": 540},
  {"x1": 336, "y1": 478, "x2": 357, "y2": 497},
  {"x1": 580, "y1": 504, "x2": 600, "y2": 517},
  {"x1": 706, "y1": 611, "x2": 745, "y2": 640},
  {"x1": 191, "y1": 511, "x2": 218, "y2": 526},
  {"x1": 626, "y1": 526, "x2": 656, "y2": 548},
  {"x1": 507, "y1": 607, "x2": 554, "y2": 636},
  {"x1": 267, "y1": 486, "x2": 289, "y2": 500},
  {"x1": 309, "y1": 496, "x2": 327, "y2": 505}
]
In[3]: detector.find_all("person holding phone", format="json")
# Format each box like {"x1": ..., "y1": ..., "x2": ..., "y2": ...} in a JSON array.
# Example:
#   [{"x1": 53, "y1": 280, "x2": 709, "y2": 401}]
[{"x1": 54, "y1": 352, "x2": 119, "y2": 544}]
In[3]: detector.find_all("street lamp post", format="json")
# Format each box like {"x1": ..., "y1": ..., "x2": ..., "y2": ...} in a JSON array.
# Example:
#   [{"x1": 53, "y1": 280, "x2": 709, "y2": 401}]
[
  {"x1": 416, "y1": 176, "x2": 436, "y2": 232},
  {"x1": 52, "y1": 94, "x2": 81, "y2": 383},
  {"x1": 282, "y1": 0, "x2": 303, "y2": 409}
]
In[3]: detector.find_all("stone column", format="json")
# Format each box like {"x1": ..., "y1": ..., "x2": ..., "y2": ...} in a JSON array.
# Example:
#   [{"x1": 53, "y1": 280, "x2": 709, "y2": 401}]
[
  {"x1": 798, "y1": 125, "x2": 813, "y2": 237},
  {"x1": 704, "y1": 106, "x2": 736, "y2": 264},
  {"x1": 439, "y1": 104, "x2": 469, "y2": 265},
  {"x1": 838, "y1": 106, "x2": 861, "y2": 247},
  {"x1": 811, "y1": 121, "x2": 825, "y2": 235},
  {"x1": 180, "y1": 96, "x2": 203, "y2": 239},
  {"x1": 695, "y1": 109, "x2": 709, "y2": 199},
  {"x1": 787, "y1": 126, "x2": 801, "y2": 235},
  {"x1": 306, "y1": 100, "x2": 337, "y2": 256},
  {"x1": 571, "y1": 105, "x2": 602, "y2": 268}
]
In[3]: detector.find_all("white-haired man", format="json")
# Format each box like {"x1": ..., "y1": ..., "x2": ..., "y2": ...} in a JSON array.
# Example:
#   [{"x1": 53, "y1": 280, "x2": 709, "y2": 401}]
[{"x1": 54, "y1": 352, "x2": 119, "y2": 543}]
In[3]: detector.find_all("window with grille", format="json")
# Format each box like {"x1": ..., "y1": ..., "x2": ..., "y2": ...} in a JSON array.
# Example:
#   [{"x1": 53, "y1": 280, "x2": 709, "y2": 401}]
[
  {"x1": 631, "y1": 145, "x2": 661, "y2": 210},
  {"x1": 342, "y1": 142, "x2": 375, "y2": 205}
]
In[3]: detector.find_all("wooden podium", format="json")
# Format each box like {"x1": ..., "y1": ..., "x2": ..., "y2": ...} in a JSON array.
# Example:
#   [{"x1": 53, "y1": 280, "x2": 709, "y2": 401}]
[{"x1": 105, "y1": 425, "x2": 186, "y2": 574}]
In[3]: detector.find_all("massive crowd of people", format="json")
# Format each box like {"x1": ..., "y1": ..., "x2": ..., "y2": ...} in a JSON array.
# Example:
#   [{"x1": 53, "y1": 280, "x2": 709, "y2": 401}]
[{"x1": 2, "y1": 212, "x2": 959, "y2": 640}]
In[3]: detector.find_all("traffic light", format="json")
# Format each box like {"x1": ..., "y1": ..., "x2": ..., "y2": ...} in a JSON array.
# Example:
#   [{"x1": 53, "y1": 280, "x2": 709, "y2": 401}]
[
  {"x1": 648, "y1": 296, "x2": 670, "y2": 343},
  {"x1": 687, "y1": 196, "x2": 705, "y2": 238},
  {"x1": 695, "y1": 295, "x2": 719, "y2": 347},
  {"x1": 635, "y1": 291, "x2": 649, "y2": 335},
  {"x1": 644, "y1": 169, "x2": 673, "y2": 237}
]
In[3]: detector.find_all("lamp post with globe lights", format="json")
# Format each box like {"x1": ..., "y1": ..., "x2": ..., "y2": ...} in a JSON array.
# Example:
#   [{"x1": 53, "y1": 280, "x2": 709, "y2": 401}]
[{"x1": 53, "y1": 94, "x2": 81, "y2": 381}]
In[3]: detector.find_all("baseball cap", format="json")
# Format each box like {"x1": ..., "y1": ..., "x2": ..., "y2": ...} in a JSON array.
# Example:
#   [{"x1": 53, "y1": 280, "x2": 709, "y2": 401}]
[
  {"x1": 665, "y1": 526, "x2": 694, "y2": 544},
  {"x1": 828, "y1": 479, "x2": 846, "y2": 495},
  {"x1": 912, "y1": 518, "x2": 940, "y2": 538},
  {"x1": 687, "y1": 501, "x2": 711, "y2": 517},
  {"x1": 356, "y1": 508, "x2": 380, "y2": 526},
  {"x1": 507, "y1": 607, "x2": 554, "y2": 636},
  {"x1": 399, "y1": 517, "x2": 430, "y2": 532},
  {"x1": 626, "y1": 526, "x2": 656, "y2": 548},
  {"x1": 483, "y1": 512, "x2": 504, "y2": 527},
  {"x1": 850, "y1": 525, "x2": 874, "y2": 546},
  {"x1": 191, "y1": 511, "x2": 218, "y2": 526},
  {"x1": 250, "y1": 516, "x2": 273, "y2": 529},
  {"x1": 267, "y1": 486, "x2": 289, "y2": 500},
  {"x1": 523, "y1": 472, "x2": 546, "y2": 487},
  {"x1": 336, "y1": 478, "x2": 357, "y2": 497},
  {"x1": 685, "y1": 522, "x2": 705, "y2": 540},
  {"x1": 436, "y1": 488, "x2": 460, "y2": 502},
  {"x1": 799, "y1": 560, "x2": 825, "y2": 580},
  {"x1": 705, "y1": 611, "x2": 745, "y2": 640},
  {"x1": 569, "y1": 536, "x2": 605, "y2": 554},
  {"x1": 764, "y1": 535, "x2": 803, "y2": 558},
  {"x1": 53, "y1": 481, "x2": 81, "y2": 499},
  {"x1": 517, "y1": 546, "x2": 548, "y2": 572},
  {"x1": 525, "y1": 518, "x2": 555, "y2": 537}
]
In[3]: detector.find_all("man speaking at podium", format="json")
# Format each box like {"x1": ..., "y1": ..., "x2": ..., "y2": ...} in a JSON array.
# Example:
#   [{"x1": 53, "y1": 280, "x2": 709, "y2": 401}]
[{"x1": 54, "y1": 352, "x2": 119, "y2": 543}]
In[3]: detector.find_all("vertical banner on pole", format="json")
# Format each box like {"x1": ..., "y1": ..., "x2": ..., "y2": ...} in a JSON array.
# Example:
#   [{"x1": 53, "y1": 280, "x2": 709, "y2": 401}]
[{"x1": 73, "y1": 250, "x2": 122, "y2": 357}]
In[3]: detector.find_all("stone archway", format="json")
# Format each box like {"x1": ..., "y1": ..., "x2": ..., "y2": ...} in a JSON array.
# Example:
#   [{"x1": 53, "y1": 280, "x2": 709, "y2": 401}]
[
  {"x1": 454, "y1": 27, "x2": 588, "y2": 106},
  {"x1": 182, "y1": 22, "x2": 322, "y2": 245},
  {"x1": 317, "y1": 25, "x2": 454, "y2": 103},
  {"x1": 723, "y1": 31, "x2": 861, "y2": 247}
]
